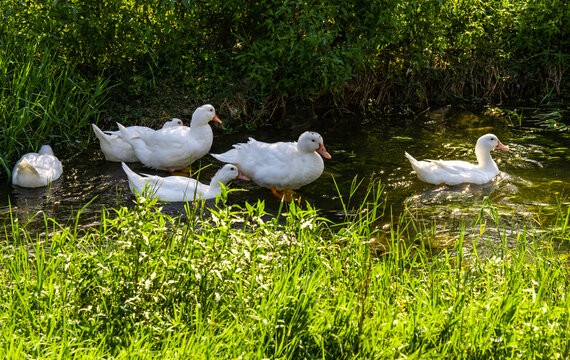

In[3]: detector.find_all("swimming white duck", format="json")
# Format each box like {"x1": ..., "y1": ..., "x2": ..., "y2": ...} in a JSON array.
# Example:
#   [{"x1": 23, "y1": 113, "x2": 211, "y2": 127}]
[
  {"x1": 121, "y1": 162, "x2": 250, "y2": 201},
  {"x1": 211, "y1": 131, "x2": 331, "y2": 198},
  {"x1": 92, "y1": 118, "x2": 183, "y2": 162},
  {"x1": 405, "y1": 133, "x2": 509, "y2": 185},
  {"x1": 12, "y1": 145, "x2": 63, "y2": 188},
  {"x1": 118, "y1": 105, "x2": 221, "y2": 171}
]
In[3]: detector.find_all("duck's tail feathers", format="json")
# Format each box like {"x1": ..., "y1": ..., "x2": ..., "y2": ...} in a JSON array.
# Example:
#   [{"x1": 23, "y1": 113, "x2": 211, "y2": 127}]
[
  {"x1": 121, "y1": 162, "x2": 146, "y2": 193},
  {"x1": 38, "y1": 145, "x2": 54, "y2": 156},
  {"x1": 404, "y1": 151, "x2": 418, "y2": 164},
  {"x1": 121, "y1": 161, "x2": 137, "y2": 181},
  {"x1": 211, "y1": 149, "x2": 239, "y2": 164},
  {"x1": 121, "y1": 162, "x2": 162, "y2": 198},
  {"x1": 92, "y1": 124, "x2": 111, "y2": 145},
  {"x1": 117, "y1": 123, "x2": 140, "y2": 146},
  {"x1": 405, "y1": 152, "x2": 424, "y2": 173}
]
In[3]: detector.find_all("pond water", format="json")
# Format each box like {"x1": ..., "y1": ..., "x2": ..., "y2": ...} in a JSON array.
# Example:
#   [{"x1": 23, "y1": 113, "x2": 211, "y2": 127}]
[{"x1": 1, "y1": 105, "x2": 569, "y2": 252}]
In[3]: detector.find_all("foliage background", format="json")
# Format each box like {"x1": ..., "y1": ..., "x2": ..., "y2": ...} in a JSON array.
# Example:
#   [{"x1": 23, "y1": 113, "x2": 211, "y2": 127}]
[
  {"x1": 3, "y1": 0, "x2": 569, "y2": 106},
  {"x1": 0, "y1": 0, "x2": 569, "y2": 175}
]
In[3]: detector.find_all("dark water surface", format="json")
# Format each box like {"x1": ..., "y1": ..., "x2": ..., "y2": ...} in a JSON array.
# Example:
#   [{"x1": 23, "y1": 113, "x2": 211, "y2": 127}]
[{"x1": 1, "y1": 105, "x2": 569, "y2": 251}]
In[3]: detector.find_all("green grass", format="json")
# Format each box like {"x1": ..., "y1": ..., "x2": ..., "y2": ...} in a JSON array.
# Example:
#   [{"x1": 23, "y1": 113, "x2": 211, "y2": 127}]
[
  {"x1": 1, "y1": 184, "x2": 569, "y2": 358},
  {"x1": 0, "y1": 38, "x2": 110, "y2": 178}
]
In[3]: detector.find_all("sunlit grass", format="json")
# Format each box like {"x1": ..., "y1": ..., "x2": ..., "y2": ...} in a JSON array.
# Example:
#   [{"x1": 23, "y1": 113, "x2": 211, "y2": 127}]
[{"x1": 0, "y1": 185, "x2": 569, "y2": 358}]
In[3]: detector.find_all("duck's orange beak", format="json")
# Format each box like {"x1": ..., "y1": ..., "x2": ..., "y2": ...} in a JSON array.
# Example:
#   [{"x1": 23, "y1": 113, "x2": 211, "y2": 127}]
[
  {"x1": 496, "y1": 141, "x2": 509, "y2": 151},
  {"x1": 213, "y1": 114, "x2": 222, "y2": 124},
  {"x1": 237, "y1": 171, "x2": 250, "y2": 181},
  {"x1": 317, "y1": 143, "x2": 332, "y2": 159}
]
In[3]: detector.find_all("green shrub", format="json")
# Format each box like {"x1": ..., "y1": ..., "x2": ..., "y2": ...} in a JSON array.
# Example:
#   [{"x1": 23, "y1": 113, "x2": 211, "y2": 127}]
[{"x1": 1, "y1": 0, "x2": 567, "y2": 128}]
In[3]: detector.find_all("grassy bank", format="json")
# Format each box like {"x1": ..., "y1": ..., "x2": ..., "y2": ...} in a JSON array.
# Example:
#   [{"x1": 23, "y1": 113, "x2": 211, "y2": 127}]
[{"x1": 1, "y1": 187, "x2": 569, "y2": 358}]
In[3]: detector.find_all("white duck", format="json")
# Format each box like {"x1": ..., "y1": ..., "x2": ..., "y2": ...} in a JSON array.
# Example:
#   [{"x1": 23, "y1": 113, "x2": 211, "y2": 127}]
[
  {"x1": 92, "y1": 118, "x2": 183, "y2": 162},
  {"x1": 118, "y1": 105, "x2": 221, "y2": 171},
  {"x1": 12, "y1": 145, "x2": 63, "y2": 188},
  {"x1": 405, "y1": 133, "x2": 509, "y2": 185},
  {"x1": 211, "y1": 131, "x2": 331, "y2": 198},
  {"x1": 121, "y1": 162, "x2": 249, "y2": 201}
]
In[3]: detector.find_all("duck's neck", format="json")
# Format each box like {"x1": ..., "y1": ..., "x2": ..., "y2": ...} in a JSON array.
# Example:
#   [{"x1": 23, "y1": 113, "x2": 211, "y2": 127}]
[
  {"x1": 189, "y1": 121, "x2": 213, "y2": 140},
  {"x1": 476, "y1": 147, "x2": 498, "y2": 171},
  {"x1": 208, "y1": 178, "x2": 225, "y2": 193}
]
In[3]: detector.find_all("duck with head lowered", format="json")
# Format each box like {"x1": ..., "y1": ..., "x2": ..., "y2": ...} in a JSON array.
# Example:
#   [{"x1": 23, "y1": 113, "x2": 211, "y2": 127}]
[
  {"x1": 405, "y1": 133, "x2": 509, "y2": 186},
  {"x1": 211, "y1": 131, "x2": 331, "y2": 199},
  {"x1": 118, "y1": 104, "x2": 222, "y2": 171},
  {"x1": 121, "y1": 162, "x2": 250, "y2": 202},
  {"x1": 12, "y1": 145, "x2": 63, "y2": 188}
]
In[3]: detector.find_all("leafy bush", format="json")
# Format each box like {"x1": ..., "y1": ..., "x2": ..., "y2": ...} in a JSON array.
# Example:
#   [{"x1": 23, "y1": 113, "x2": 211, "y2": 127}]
[{"x1": 2, "y1": 0, "x2": 567, "y2": 109}]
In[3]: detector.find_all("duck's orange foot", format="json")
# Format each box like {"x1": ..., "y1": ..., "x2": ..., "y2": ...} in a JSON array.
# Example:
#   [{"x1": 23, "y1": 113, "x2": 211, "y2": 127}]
[{"x1": 270, "y1": 187, "x2": 298, "y2": 202}]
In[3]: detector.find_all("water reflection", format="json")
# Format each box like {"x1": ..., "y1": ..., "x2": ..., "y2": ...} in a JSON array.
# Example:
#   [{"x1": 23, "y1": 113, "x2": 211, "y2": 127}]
[
  {"x1": 9, "y1": 181, "x2": 61, "y2": 224},
  {"x1": 0, "y1": 106, "x2": 568, "y2": 253}
]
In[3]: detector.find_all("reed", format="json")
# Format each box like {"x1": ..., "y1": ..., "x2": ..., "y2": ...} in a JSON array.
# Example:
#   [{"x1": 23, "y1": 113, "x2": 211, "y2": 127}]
[
  {"x1": 1, "y1": 183, "x2": 568, "y2": 358},
  {"x1": 0, "y1": 39, "x2": 110, "y2": 177}
]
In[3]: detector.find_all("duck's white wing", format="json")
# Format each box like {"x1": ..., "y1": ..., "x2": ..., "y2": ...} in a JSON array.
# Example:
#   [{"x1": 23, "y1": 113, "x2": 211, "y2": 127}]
[
  {"x1": 157, "y1": 177, "x2": 213, "y2": 201},
  {"x1": 414, "y1": 159, "x2": 488, "y2": 185},
  {"x1": 216, "y1": 139, "x2": 298, "y2": 183},
  {"x1": 120, "y1": 126, "x2": 192, "y2": 168},
  {"x1": 105, "y1": 125, "x2": 154, "y2": 137},
  {"x1": 213, "y1": 138, "x2": 292, "y2": 163},
  {"x1": 427, "y1": 159, "x2": 478, "y2": 171},
  {"x1": 135, "y1": 126, "x2": 192, "y2": 150},
  {"x1": 245, "y1": 139, "x2": 298, "y2": 164},
  {"x1": 125, "y1": 172, "x2": 205, "y2": 202},
  {"x1": 142, "y1": 174, "x2": 195, "y2": 188}
]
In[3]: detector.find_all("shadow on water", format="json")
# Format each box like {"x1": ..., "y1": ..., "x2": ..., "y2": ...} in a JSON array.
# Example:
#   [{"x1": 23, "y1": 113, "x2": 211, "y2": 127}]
[{"x1": 1, "y1": 105, "x2": 569, "y2": 254}]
